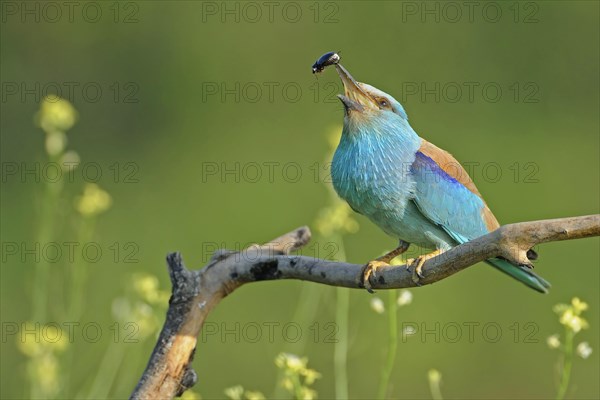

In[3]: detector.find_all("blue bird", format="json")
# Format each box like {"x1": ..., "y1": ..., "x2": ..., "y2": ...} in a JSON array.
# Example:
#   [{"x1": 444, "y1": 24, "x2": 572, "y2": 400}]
[{"x1": 329, "y1": 63, "x2": 550, "y2": 293}]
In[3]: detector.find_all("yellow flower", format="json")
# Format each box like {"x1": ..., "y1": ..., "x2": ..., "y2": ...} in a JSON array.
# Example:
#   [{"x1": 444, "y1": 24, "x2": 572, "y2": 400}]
[
  {"x1": 244, "y1": 391, "x2": 266, "y2": 400},
  {"x1": 282, "y1": 377, "x2": 293, "y2": 392},
  {"x1": 133, "y1": 273, "x2": 159, "y2": 301},
  {"x1": 276, "y1": 353, "x2": 305, "y2": 372},
  {"x1": 299, "y1": 387, "x2": 318, "y2": 400},
  {"x1": 559, "y1": 310, "x2": 588, "y2": 333},
  {"x1": 60, "y1": 151, "x2": 80, "y2": 170},
  {"x1": 224, "y1": 385, "x2": 244, "y2": 400},
  {"x1": 17, "y1": 322, "x2": 68, "y2": 357},
  {"x1": 275, "y1": 352, "x2": 321, "y2": 396},
  {"x1": 36, "y1": 96, "x2": 77, "y2": 133},
  {"x1": 397, "y1": 290, "x2": 413, "y2": 306},
  {"x1": 303, "y1": 369, "x2": 321, "y2": 385},
  {"x1": 571, "y1": 297, "x2": 588, "y2": 313},
  {"x1": 30, "y1": 353, "x2": 61, "y2": 397},
  {"x1": 554, "y1": 297, "x2": 589, "y2": 334},
  {"x1": 576, "y1": 342, "x2": 593, "y2": 359},
  {"x1": 552, "y1": 303, "x2": 569, "y2": 314},
  {"x1": 546, "y1": 334, "x2": 561, "y2": 349},
  {"x1": 428, "y1": 369, "x2": 442, "y2": 385},
  {"x1": 45, "y1": 131, "x2": 67, "y2": 157},
  {"x1": 370, "y1": 297, "x2": 385, "y2": 314},
  {"x1": 75, "y1": 183, "x2": 112, "y2": 217},
  {"x1": 41, "y1": 324, "x2": 68, "y2": 353},
  {"x1": 403, "y1": 324, "x2": 417, "y2": 337},
  {"x1": 132, "y1": 273, "x2": 170, "y2": 305}
]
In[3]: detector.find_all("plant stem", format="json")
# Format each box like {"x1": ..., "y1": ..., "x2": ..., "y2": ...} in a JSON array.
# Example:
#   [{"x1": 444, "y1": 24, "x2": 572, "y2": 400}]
[
  {"x1": 556, "y1": 328, "x2": 574, "y2": 400},
  {"x1": 86, "y1": 340, "x2": 125, "y2": 399},
  {"x1": 68, "y1": 217, "x2": 95, "y2": 320},
  {"x1": 31, "y1": 171, "x2": 61, "y2": 323},
  {"x1": 332, "y1": 234, "x2": 349, "y2": 400},
  {"x1": 377, "y1": 289, "x2": 398, "y2": 399},
  {"x1": 30, "y1": 155, "x2": 63, "y2": 399},
  {"x1": 334, "y1": 287, "x2": 349, "y2": 400},
  {"x1": 292, "y1": 373, "x2": 304, "y2": 400},
  {"x1": 61, "y1": 216, "x2": 95, "y2": 398},
  {"x1": 428, "y1": 371, "x2": 444, "y2": 400}
]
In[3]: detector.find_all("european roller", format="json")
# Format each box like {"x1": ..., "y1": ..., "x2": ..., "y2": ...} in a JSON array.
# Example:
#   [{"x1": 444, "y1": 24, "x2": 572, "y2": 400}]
[{"x1": 328, "y1": 62, "x2": 550, "y2": 293}]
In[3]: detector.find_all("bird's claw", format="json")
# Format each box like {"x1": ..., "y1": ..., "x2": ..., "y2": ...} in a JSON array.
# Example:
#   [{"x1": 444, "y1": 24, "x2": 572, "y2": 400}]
[
  {"x1": 405, "y1": 257, "x2": 426, "y2": 285},
  {"x1": 406, "y1": 249, "x2": 445, "y2": 285},
  {"x1": 362, "y1": 260, "x2": 390, "y2": 293}
]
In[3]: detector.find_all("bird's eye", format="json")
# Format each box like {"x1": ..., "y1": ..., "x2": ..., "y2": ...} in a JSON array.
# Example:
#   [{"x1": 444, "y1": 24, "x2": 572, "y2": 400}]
[{"x1": 378, "y1": 98, "x2": 389, "y2": 108}]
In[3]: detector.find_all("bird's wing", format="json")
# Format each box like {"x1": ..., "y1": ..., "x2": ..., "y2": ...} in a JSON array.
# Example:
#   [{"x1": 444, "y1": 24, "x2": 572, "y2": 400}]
[
  {"x1": 410, "y1": 140, "x2": 499, "y2": 244},
  {"x1": 411, "y1": 140, "x2": 550, "y2": 293}
]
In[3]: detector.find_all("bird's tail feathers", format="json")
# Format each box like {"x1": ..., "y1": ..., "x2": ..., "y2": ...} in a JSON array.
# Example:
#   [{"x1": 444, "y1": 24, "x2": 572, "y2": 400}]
[{"x1": 485, "y1": 258, "x2": 550, "y2": 294}]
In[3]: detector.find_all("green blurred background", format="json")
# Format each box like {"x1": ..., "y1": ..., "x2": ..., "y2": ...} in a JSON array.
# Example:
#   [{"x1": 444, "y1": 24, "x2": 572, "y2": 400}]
[{"x1": 1, "y1": 1, "x2": 599, "y2": 399}]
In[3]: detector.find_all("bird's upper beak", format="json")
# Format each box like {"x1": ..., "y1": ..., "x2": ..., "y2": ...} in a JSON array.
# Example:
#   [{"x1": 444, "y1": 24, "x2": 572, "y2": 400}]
[{"x1": 335, "y1": 64, "x2": 376, "y2": 112}]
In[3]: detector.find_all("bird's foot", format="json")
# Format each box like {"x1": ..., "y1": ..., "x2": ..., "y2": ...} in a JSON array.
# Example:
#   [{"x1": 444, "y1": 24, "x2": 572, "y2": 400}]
[
  {"x1": 362, "y1": 241, "x2": 411, "y2": 293},
  {"x1": 362, "y1": 260, "x2": 390, "y2": 293},
  {"x1": 405, "y1": 249, "x2": 445, "y2": 285}
]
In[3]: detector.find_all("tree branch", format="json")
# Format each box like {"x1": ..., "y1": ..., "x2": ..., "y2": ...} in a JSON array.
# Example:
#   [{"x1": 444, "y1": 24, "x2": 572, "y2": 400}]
[{"x1": 130, "y1": 214, "x2": 599, "y2": 399}]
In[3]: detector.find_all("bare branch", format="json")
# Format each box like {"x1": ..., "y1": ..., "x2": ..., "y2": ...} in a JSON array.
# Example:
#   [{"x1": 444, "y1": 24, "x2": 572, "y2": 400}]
[{"x1": 130, "y1": 214, "x2": 599, "y2": 399}]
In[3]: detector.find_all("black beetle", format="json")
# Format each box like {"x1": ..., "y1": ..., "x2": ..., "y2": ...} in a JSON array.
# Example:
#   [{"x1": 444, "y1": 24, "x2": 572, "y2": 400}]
[{"x1": 312, "y1": 51, "x2": 341, "y2": 74}]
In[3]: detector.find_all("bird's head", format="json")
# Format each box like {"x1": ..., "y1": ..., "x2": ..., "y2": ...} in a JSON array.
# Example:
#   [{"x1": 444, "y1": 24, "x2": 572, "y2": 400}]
[{"x1": 335, "y1": 64, "x2": 407, "y2": 131}]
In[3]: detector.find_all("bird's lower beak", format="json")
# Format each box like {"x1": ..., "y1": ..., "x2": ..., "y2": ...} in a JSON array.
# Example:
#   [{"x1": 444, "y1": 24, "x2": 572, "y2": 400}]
[{"x1": 335, "y1": 64, "x2": 374, "y2": 112}]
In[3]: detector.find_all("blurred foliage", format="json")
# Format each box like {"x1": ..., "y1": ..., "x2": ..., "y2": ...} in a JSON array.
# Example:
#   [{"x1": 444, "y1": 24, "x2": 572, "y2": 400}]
[
  {"x1": 549, "y1": 298, "x2": 593, "y2": 399},
  {"x1": 275, "y1": 353, "x2": 321, "y2": 400},
  {"x1": 1, "y1": 1, "x2": 599, "y2": 399}
]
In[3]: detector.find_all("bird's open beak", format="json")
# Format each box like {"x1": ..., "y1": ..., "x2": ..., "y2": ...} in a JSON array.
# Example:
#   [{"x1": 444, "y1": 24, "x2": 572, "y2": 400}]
[{"x1": 335, "y1": 64, "x2": 375, "y2": 112}]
